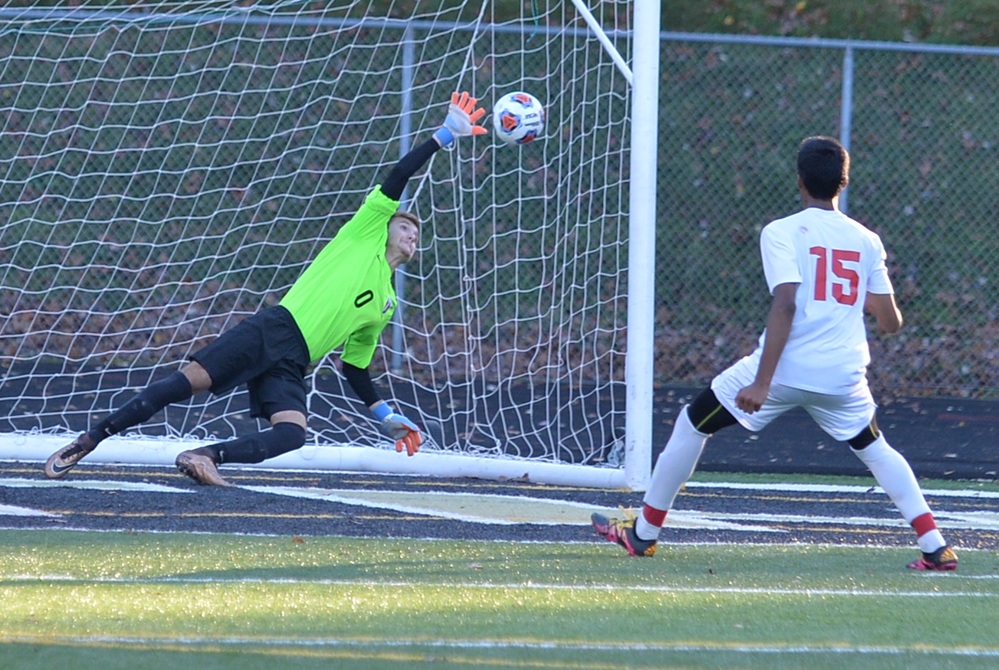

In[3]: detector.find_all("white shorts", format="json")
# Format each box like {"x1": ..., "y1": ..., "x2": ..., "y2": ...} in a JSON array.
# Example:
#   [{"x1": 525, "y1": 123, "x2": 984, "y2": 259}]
[{"x1": 710, "y1": 356, "x2": 876, "y2": 442}]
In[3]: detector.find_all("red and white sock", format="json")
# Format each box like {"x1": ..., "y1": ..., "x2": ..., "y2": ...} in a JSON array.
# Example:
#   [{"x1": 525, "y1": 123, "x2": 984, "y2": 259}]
[
  {"x1": 635, "y1": 505, "x2": 667, "y2": 541},
  {"x1": 911, "y1": 512, "x2": 946, "y2": 554},
  {"x1": 636, "y1": 405, "x2": 709, "y2": 541},
  {"x1": 851, "y1": 435, "x2": 947, "y2": 553}
]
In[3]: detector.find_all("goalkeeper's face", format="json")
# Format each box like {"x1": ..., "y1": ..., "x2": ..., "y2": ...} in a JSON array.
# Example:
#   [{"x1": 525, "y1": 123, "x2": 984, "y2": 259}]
[{"x1": 387, "y1": 215, "x2": 420, "y2": 265}]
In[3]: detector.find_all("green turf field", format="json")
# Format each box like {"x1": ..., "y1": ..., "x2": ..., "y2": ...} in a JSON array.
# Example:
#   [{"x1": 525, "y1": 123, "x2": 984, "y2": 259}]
[{"x1": 1, "y1": 530, "x2": 996, "y2": 669}]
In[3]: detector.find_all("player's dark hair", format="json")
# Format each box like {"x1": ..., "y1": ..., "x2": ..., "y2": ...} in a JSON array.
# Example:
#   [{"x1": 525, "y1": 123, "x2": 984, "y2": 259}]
[
  {"x1": 391, "y1": 210, "x2": 421, "y2": 230},
  {"x1": 797, "y1": 136, "x2": 849, "y2": 200}
]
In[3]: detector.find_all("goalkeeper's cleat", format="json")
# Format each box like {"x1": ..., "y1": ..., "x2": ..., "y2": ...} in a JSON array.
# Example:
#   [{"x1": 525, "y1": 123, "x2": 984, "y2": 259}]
[
  {"x1": 44, "y1": 433, "x2": 97, "y2": 479},
  {"x1": 176, "y1": 448, "x2": 233, "y2": 487},
  {"x1": 907, "y1": 544, "x2": 958, "y2": 571},
  {"x1": 591, "y1": 510, "x2": 657, "y2": 557}
]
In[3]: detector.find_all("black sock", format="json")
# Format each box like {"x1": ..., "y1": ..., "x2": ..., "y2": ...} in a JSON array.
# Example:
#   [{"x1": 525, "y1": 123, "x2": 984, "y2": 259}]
[
  {"x1": 215, "y1": 423, "x2": 307, "y2": 464},
  {"x1": 88, "y1": 371, "x2": 193, "y2": 444}
]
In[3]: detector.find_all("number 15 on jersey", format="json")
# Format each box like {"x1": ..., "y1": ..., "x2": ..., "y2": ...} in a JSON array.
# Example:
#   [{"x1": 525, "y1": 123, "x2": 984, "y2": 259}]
[{"x1": 810, "y1": 246, "x2": 860, "y2": 305}]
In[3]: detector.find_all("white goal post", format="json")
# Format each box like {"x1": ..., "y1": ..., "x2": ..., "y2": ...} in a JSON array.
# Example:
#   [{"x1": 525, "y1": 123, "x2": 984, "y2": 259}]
[{"x1": 0, "y1": 1, "x2": 659, "y2": 490}]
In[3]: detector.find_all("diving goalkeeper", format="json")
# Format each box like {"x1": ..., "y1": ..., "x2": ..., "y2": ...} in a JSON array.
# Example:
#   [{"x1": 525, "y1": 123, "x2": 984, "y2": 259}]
[{"x1": 44, "y1": 91, "x2": 488, "y2": 486}]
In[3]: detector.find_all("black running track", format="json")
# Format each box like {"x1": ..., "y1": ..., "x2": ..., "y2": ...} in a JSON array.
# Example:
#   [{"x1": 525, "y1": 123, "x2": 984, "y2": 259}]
[
  {"x1": 1, "y1": 459, "x2": 996, "y2": 553},
  {"x1": 2, "y1": 380, "x2": 997, "y2": 551}
]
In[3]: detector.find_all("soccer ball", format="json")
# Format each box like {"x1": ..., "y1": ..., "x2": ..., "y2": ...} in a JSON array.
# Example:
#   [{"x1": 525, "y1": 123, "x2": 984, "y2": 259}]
[{"x1": 492, "y1": 91, "x2": 545, "y2": 146}]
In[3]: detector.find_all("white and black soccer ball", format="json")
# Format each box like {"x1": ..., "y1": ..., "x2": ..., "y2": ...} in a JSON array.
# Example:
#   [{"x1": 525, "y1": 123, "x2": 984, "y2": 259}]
[{"x1": 492, "y1": 91, "x2": 545, "y2": 146}]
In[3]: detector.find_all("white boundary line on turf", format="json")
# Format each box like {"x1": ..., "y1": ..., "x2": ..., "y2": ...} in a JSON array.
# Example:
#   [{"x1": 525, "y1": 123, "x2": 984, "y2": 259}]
[
  {"x1": 0, "y1": 477, "x2": 190, "y2": 493},
  {"x1": 3, "y1": 634, "x2": 999, "y2": 657},
  {"x1": 0, "y1": 504, "x2": 59, "y2": 518},
  {"x1": 683, "y1": 481, "x2": 999, "y2": 499},
  {"x1": 240, "y1": 485, "x2": 781, "y2": 530},
  {"x1": 0, "y1": 525, "x2": 996, "y2": 557},
  {"x1": 3, "y1": 462, "x2": 997, "y2": 500},
  {"x1": 242, "y1": 485, "x2": 999, "y2": 531},
  {"x1": 6, "y1": 575, "x2": 999, "y2": 590}
]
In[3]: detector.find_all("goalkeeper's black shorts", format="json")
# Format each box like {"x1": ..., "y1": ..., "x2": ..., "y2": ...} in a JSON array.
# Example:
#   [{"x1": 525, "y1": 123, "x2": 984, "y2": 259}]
[{"x1": 190, "y1": 305, "x2": 311, "y2": 420}]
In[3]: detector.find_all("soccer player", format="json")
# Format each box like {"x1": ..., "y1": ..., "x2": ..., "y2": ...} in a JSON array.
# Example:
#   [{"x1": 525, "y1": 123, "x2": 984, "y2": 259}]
[
  {"x1": 44, "y1": 91, "x2": 488, "y2": 486},
  {"x1": 592, "y1": 136, "x2": 958, "y2": 571}
]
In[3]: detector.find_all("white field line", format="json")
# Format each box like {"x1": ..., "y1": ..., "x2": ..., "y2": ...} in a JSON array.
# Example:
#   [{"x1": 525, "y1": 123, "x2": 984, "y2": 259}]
[
  {"x1": 3, "y1": 477, "x2": 998, "y2": 533},
  {"x1": 241, "y1": 485, "x2": 780, "y2": 530},
  {"x1": 4, "y1": 474, "x2": 996, "y2": 500},
  {"x1": 3, "y1": 475, "x2": 995, "y2": 500},
  {"x1": 684, "y1": 481, "x2": 999, "y2": 499},
  {"x1": 2, "y1": 634, "x2": 999, "y2": 657},
  {"x1": 240, "y1": 485, "x2": 999, "y2": 532},
  {"x1": 698, "y1": 510, "x2": 999, "y2": 531},
  {"x1": 5, "y1": 575, "x2": 999, "y2": 591},
  {"x1": 0, "y1": 504, "x2": 59, "y2": 518},
  {"x1": 0, "y1": 478, "x2": 190, "y2": 493},
  {"x1": 0, "y1": 523, "x2": 994, "y2": 564}
]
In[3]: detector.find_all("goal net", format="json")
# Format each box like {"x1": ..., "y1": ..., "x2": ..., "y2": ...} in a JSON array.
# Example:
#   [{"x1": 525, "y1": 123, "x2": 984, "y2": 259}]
[{"x1": 0, "y1": 1, "x2": 640, "y2": 487}]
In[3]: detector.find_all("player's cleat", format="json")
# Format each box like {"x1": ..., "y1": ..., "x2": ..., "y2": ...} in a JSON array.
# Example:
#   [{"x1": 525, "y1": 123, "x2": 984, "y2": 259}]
[
  {"x1": 591, "y1": 510, "x2": 657, "y2": 557},
  {"x1": 176, "y1": 448, "x2": 233, "y2": 487},
  {"x1": 907, "y1": 544, "x2": 958, "y2": 571},
  {"x1": 44, "y1": 434, "x2": 97, "y2": 479}
]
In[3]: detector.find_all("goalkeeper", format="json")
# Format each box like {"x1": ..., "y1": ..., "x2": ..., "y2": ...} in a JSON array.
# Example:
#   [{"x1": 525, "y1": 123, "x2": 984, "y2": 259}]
[{"x1": 44, "y1": 91, "x2": 488, "y2": 486}]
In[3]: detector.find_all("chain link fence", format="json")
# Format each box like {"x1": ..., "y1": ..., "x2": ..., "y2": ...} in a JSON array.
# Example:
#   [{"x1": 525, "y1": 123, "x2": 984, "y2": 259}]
[
  {"x1": 3, "y1": 13, "x2": 999, "y2": 429},
  {"x1": 654, "y1": 34, "x2": 999, "y2": 399}
]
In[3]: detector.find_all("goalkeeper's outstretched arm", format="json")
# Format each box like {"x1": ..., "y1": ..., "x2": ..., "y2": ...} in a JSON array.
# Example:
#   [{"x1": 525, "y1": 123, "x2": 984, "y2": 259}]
[
  {"x1": 380, "y1": 139, "x2": 440, "y2": 201},
  {"x1": 380, "y1": 91, "x2": 487, "y2": 201}
]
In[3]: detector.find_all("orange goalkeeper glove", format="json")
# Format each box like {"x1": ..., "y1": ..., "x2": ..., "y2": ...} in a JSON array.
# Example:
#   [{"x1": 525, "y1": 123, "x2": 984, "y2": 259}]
[
  {"x1": 371, "y1": 402, "x2": 422, "y2": 457},
  {"x1": 433, "y1": 91, "x2": 488, "y2": 147}
]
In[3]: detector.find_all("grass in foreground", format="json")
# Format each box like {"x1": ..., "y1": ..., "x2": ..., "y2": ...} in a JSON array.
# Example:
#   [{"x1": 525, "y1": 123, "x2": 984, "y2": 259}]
[{"x1": 1, "y1": 530, "x2": 998, "y2": 669}]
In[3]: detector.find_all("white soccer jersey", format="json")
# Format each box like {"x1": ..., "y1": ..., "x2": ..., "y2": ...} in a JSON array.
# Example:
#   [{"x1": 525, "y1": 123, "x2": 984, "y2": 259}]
[{"x1": 747, "y1": 207, "x2": 893, "y2": 393}]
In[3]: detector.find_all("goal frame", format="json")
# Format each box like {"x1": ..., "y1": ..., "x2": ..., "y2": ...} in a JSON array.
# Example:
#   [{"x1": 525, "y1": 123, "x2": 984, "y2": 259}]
[{"x1": 0, "y1": 2, "x2": 660, "y2": 491}]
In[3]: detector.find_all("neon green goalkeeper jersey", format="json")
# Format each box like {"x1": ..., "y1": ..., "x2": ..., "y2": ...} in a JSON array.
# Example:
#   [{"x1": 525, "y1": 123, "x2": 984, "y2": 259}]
[{"x1": 280, "y1": 186, "x2": 400, "y2": 367}]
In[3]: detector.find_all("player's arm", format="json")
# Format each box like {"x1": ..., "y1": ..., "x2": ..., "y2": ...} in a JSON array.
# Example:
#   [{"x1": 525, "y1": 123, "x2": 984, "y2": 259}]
[
  {"x1": 380, "y1": 91, "x2": 487, "y2": 201},
  {"x1": 341, "y1": 361, "x2": 421, "y2": 457},
  {"x1": 735, "y1": 282, "x2": 798, "y2": 414},
  {"x1": 865, "y1": 292, "x2": 903, "y2": 334}
]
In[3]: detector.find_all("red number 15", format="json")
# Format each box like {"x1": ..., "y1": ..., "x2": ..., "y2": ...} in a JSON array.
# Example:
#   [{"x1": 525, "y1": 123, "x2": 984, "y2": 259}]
[{"x1": 809, "y1": 246, "x2": 860, "y2": 305}]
